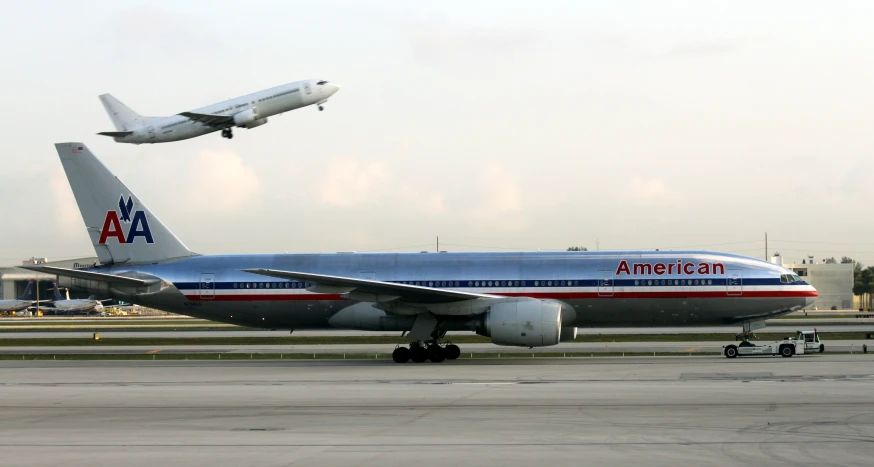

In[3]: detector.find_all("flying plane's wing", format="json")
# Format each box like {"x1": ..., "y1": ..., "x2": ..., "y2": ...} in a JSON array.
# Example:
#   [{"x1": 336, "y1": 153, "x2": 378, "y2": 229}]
[
  {"x1": 20, "y1": 266, "x2": 156, "y2": 287},
  {"x1": 97, "y1": 131, "x2": 134, "y2": 137},
  {"x1": 241, "y1": 268, "x2": 494, "y2": 304},
  {"x1": 179, "y1": 111, "x2": 234, "y2": 127}
]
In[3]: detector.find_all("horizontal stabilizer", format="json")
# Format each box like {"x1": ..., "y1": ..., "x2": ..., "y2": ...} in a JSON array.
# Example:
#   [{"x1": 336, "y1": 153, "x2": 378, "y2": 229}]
[
  {"x1": 241, "y1": 268, "x2": 492, "y2": 304},
  {"x1": 97, "y1": 131, "x2": 134, "y2": 137},
  {"x1": 21, "y1": 265, "x2": 156, "y2": 287},
  {"x1": 179, "y1": 111, "x2": 233, "y2": 127}
]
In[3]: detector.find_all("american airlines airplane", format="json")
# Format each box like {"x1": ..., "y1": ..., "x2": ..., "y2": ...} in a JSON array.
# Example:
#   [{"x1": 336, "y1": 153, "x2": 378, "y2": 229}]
[
  {"x1": 27, "y1": 143, "x2": 818, "y2": 363},
  {"x1": 0, "y1": 281, "x2": 39, "y2": 313},
  {"x1": 97, "y1": 79, "x2": 341, "y2": 144}
]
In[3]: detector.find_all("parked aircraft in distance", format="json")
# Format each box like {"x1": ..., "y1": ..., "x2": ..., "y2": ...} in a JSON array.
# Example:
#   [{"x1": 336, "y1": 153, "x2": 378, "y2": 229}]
[
  {"x1": 28, "y1": 143, "x2": 818, "y2": 363},
  {"x1": 38, "y1": 283, "x2": 110, "y2": 315},
  {"x1": 98, "y1": 79, "x2": 341, "y2": 143},
  {"x1": 0, "y1": 281, "x2": 40, "y2": 313}
]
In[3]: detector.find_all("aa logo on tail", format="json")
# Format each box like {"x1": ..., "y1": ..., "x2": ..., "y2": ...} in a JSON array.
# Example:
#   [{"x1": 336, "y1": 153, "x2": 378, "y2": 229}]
[{"x1": 98, "y1": 195, "x2": 154, "y2": 244}]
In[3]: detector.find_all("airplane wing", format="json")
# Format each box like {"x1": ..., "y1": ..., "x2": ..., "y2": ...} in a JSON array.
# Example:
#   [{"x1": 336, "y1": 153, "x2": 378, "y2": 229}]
[
  {"x1": 240, "y1": 268, "x2": 494, "y2": 304},
  {"x1": 179, "y1": 111, "x2": 234, "y2": 127},
  {"x1": 97, "y1": 131, "x2": 134, "y2": 137},
  {"x1": 20, "y1": 266, "x2": 156, "y2": 287}
]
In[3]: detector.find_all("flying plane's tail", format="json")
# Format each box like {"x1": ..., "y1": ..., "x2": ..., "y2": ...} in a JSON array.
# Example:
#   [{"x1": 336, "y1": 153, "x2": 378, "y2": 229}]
[
  {"x1": 17, "y1": 281, "x2": 36, "y2": 301},
  {"x1": 54, "y1": 142, "x2": 197, "y2": 265},
  {"x1": 98, "y1": 94, "x2": 148, "y2": 131}
]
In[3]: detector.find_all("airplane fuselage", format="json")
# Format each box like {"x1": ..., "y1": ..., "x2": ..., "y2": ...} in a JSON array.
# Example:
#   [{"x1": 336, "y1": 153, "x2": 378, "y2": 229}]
[
  {"x1": 0, "y1": 300, "x2": 32, "y2": 313},
  {"x1": 69, "y1": 250, "x2": 817, "y2": 331},
  {"x1": 109, "y1": 79, "x2": 339, "y2": 144}
]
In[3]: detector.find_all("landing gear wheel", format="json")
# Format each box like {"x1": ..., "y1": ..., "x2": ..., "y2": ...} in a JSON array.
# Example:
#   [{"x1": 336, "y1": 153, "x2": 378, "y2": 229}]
[
  {"x1": 444, "y1": 344, "x2": 461, "y2": 360},
  {"x1": 392, "y1": 346, "x2": 410, "y2": 363},
  {"x1": 427, "y1": 345, "x2": 446, "y2": 363},
  {"x1": 221, "y1": 128, "x2": 234, "y2": 139},
  {"x1": 780, "y1": 345, "x2": 794, "y2": 357},
  {"x1": 318, "y1": 105, "x2": 324, "y2": 111},
  {"x1": 409, "y1": 345, "x2": 428, "y2": 363},
  {"x1": 724, "y1": 345, "x2": 738, "y2": 358},
  {"x1": 819, "y1": 344, "x2": 825, "y2": 353}
]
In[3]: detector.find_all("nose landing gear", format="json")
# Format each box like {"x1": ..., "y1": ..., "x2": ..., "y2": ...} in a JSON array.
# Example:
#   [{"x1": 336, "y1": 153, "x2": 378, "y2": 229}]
[
  {"x1": 318, "y1": 105, "x2": 324, "y2": 111},
  {"x1": 221, "y1": 128, "x2": 234, "y2": 139}
]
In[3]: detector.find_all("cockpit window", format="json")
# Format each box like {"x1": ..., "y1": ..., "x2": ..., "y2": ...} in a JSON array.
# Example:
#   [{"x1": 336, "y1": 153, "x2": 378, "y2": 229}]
[
  {"x1": 317, "y1": 80, "x2": 328, "y2": 85},
  {"x1": 780, "y1": 274, "x2": 803, "y2": 284},
  {"x1": 792, "y1": 274, "x2": 802, "y2": 282}
]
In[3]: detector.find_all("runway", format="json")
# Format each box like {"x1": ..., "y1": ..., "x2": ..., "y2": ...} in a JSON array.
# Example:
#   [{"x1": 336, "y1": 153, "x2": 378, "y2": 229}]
[{"x1": 0, "y1": 356, "x2": 872, "y2": 466}]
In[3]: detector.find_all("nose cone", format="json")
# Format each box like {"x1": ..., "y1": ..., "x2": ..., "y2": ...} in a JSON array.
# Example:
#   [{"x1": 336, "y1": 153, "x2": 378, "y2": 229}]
[
  {"x1": 327, "y1": 83, "x2": 342, "y2": 95},
  {"x1": 805, "y1": 286, "x2": 819, "y2": 307}
]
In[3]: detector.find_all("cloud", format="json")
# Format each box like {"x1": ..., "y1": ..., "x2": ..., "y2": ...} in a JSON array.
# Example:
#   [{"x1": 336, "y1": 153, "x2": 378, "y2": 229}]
[
  {"x1": 401, "y1": 16, "x2": 542, "y2": 64},
  {"x1": 320, "y1": 159, "x2": 391, "y2": 207},
  {"x1": 624, "y1": 176, "x2": 674, "y2": 205},
  {"x1": 185, "y1": 150, "x2": 261, "y2": 212}
]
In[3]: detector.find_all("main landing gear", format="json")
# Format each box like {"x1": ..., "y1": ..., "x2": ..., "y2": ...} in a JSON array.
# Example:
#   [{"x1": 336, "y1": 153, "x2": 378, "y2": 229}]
[
  {"x1": 318, "y1": 105, "x2": 324, "y2": 111},
  {"x1": 221, "y1": 128, "x2": 234, "y2": 139},
  {"x1": 392, "y1": 340, "x2": 461, "y2": 364}
]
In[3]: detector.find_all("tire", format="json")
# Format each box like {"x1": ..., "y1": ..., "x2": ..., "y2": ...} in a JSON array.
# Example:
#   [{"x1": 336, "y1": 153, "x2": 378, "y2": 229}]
[
  {"x1": 780, "y1": 345, "x2": 794, "y2": 357},
  {"x1": 409, "y1": 346, "x2": 428, "y2": 363},
  {"x1": 428, "y1": 346, "x2": 446, "y2": 363},
  {"x1": 819, "y1": 344, "x2": 825, "y2": 353},
  {"x1": 392, "y1": 347, "x2": 410, "y2": 363},
  {"x1": 724, "y1": 345, "x2": 738, "y2": 358},
  {"x1": 445, "y1": 344, "x2": 461, "y2": 360}
]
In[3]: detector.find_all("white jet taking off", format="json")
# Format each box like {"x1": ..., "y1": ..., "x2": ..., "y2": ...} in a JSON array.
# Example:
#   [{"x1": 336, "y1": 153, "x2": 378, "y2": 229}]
[{"x1": 98, "y1": 79, "x2": 341, "y2": 143}]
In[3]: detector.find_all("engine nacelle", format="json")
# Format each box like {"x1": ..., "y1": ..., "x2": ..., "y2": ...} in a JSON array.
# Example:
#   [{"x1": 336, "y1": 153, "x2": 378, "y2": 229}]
[
  {"x1": 476, "y1": 298, "x2": 562, "y2": 347},
  {"x1": 233, "y1": 108, "x2": 259, "y2": 127},
  {"x1": 560, "y1": 326, "x2": 577, "y2": 342},
  {"x1": 242, "y1": 117, "x2": 268, "y2": 129}
]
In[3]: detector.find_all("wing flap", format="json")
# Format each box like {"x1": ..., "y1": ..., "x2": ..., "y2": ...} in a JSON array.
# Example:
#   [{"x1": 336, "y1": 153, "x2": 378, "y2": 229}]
[
  {"x1": 240, "y1": 268, "x2": 492, "y2": 304},
  {"x1": 97, "y1": 131, "x2": 134, "y2": 137},
  {"x1": 179, "y1": 111, "x2": 234, "y2": 127},
  {"x1": 20, "y1": 266, "x2": 155, "y2": 287}
]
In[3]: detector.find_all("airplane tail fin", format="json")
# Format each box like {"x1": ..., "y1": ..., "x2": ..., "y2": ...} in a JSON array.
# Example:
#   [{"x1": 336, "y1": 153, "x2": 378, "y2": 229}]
[
  {"x1": 98, "y1": 94, "x2": 147, "y2": 131},
  {"x1": 51, "y1": 282, "x2": 64, "y2": 302},
  {"x1": 18, "y1": 281, "x2": 36, "y2": 301},
  {"x1": 55, "y1": 142, "x2": 197, "y2": 265}
]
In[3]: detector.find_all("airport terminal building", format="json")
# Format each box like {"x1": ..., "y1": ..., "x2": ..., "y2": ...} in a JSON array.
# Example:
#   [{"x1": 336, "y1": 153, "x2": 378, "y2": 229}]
[
  {"x1": 772, "y1": 254, "x2": 855, "y2": 310},
  {"x1": 0, "y1": 257, "x2": 99, "y2": 302}
]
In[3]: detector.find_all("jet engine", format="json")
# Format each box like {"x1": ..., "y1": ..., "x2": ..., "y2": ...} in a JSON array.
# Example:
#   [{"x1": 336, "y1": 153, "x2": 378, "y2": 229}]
[
  {"x1": 241, "y1": 118, "x2": 268, "y2": 129},
  {"x1": 476, "y1": 298, "x2": 562, "y2": 347},
  {"x1": 233, "y1": 108, "x2": 259, "y2": 127}
]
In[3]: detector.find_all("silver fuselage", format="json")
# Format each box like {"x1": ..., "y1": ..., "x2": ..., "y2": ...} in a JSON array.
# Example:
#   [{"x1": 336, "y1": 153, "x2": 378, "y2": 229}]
[{"x1": 68, "y1": 250, "x2": 817, "y2": 331}]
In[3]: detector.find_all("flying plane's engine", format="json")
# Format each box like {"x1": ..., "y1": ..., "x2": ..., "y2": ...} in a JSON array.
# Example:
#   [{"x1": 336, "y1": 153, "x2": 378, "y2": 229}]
[
  {"x1": 242, "y1": 118, "x2": 268, "y2": 129},
  {"x1": 560, "y1": 326, "x2": 577, "y2": 342},
  {"x1": 233, "y1": 108, "x2": 259, "y2": 127},
  {"x1": 476, "y1": 298, "x2": 562, "y2": 347}
]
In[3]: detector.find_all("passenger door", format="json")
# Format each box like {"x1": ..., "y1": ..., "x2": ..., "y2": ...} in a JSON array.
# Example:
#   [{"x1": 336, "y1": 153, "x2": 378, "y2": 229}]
[
  {"x1": 199, "y1": 273, "x2": 215, "y2": 300},
  {"x1": 726, "y1": 270, "x2": 743, "y2": 296},
  {"x1": 598, "y1": 271, "x2": 614, "y2": 297}
]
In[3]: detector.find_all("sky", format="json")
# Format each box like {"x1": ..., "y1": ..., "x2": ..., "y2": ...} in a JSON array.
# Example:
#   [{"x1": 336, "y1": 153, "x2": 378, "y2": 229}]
[{"x1": 1, "y1": 0, "x2": 873, "y2": 266}]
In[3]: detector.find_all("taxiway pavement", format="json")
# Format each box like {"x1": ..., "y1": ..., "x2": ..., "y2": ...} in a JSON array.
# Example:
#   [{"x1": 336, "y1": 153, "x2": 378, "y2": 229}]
[{"x1": 0, "y1": 356, "x2": 872, "y2": 466}]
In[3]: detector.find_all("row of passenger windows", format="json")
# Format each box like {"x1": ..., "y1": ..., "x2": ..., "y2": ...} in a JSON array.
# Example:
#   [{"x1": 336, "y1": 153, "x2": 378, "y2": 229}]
[
  {"x1": 232, "y1": 282, "x2": 311, "y2": 289},
  {"x1": 634, "y1": 279, "x2": 713, "y2": 286},
  {"x1": 258, "y1": 89, "x2": 298, "y2": 103},
  {"x1": 160, "y1": 120, "x2": 187, "y2": 130}
]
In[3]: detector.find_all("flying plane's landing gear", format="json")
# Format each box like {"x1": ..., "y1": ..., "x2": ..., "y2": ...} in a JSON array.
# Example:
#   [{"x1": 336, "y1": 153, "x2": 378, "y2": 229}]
[
  {"x1": 392, "y1": 340, "x2": 461, "y2": 363},
  {"x1": 221, "y1": 128, "x2": 234, "y2": 139},
  {"x1": 318, "y1": 105, "x2": 324, "y2": 111}
]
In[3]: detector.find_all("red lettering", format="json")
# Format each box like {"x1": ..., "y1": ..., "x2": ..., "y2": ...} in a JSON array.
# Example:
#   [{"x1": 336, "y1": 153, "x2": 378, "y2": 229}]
[
  {"x1": 668, "y1": 263, "x2": 675, "y2": 274},
  {"x1": 698, "y1": 263, "x2": 710, "y2": 275},
  {"x1": 713, "y1": 263, "x2": 725, "y2": 275},
  {"x1": 98, "y1": 211, "x2": 125, "y2": 244},
  {"x1": 684, "y1": 263, "x2": 695, "y2": 274},
  {"x1": 633, "y1": 263, "x2": 653, "y2": 275},
  {"x1": 616, "y1": 260, "x2": 630, "y2": 275},
  {"x1": 654, "y1": 263, "x2": 666, "y2": 275}
]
